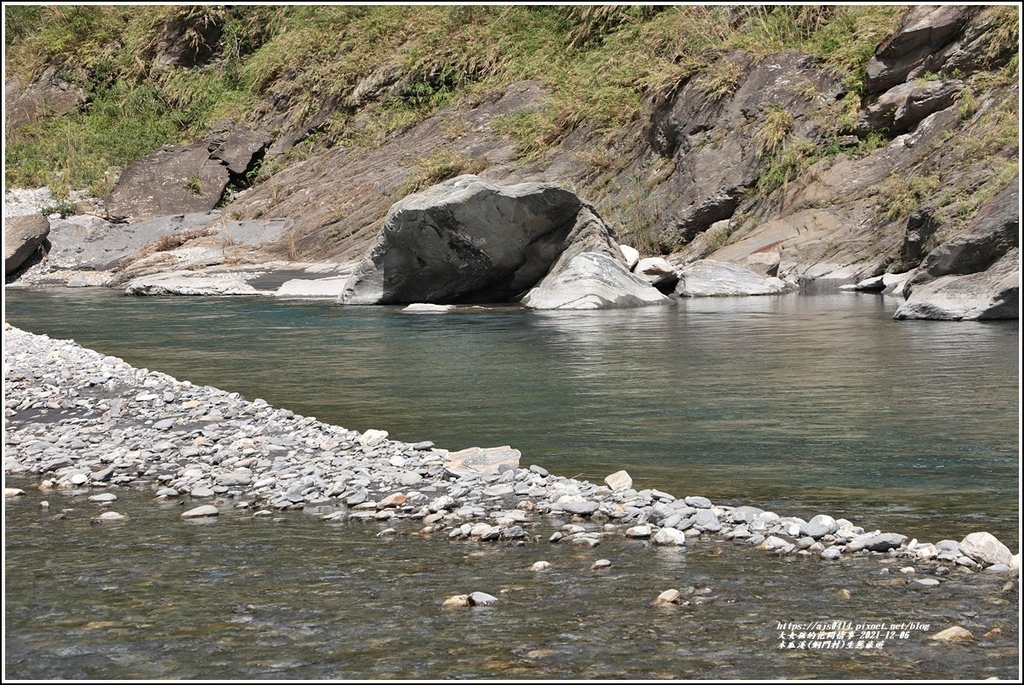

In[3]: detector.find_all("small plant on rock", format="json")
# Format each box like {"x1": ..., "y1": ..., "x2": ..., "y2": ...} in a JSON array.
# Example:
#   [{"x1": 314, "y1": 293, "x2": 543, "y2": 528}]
[{"x1": 184, "y1": 172, "x2": 203, "y2": 195}]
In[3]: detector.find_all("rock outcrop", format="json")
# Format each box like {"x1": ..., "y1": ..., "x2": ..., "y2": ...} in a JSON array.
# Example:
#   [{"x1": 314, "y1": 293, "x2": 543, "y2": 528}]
[
  {"x1": 340, "y1": 175, "x2": 667, "y2": 308},
  {"x1": 4, "y1": 67, "x2": 85, "y2": 130},
  {"x1": 4, "y1": 214, "x2": 50, "y2": 277},
  {"x1": 864, "y1": 5, "x2": 979, "y2": 94},
  {"x1": 646, "y1": 50, "x2": 844, "y2": 248},
  {"x1": 895, "y1": 179, "x2": 1019, "y2": 320}
]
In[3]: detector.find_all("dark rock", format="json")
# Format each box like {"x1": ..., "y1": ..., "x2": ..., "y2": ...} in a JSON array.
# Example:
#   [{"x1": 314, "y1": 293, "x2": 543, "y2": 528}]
[
  {"x1": 847, "y1": 532, "x2": 907, "y2": 553},
  {"x1": 865, "y1": 6, "x2": 978, "y2": 94},
  {"x1": 4, "y1": 214, "x2": 50, "y2": 277},
  {"x1": 909, "y1": 180, "x2": 1018, "y2": 285},
  {"x1": 105, "y1": 125, "x2": 267, "y2": 223},
  {"x1": 207, "y1": 121, "x2": 270, "y2": 176},
  {"x1": 857, "y1": 79, "x2": 963, "y2": 135},
  {"x1": 106, "y1": 143, "x2": 231, "y2": 222},
  {"x1": 892, "y1": 209, "x2": 939, "y2": 272},
  {"x1": 896, "y1": 180, "x2": 1019, "y2": 320},
  {"x1": 647, "y1": 50, "x2": 844, "y2": 249},
  {"x1": 935, "y1": 7, "x2": 1020, "y2": 78}
]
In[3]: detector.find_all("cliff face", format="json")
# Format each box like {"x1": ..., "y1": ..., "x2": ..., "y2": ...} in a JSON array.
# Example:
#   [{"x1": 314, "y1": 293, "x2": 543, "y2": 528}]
[{"x1": 4, "y1": 5, "x2": 1019, "y2": 318}]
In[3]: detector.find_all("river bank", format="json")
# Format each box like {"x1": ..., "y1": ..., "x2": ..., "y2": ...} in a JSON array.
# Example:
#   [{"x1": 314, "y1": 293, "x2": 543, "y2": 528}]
[{"x1": 4, "y1": 321, "x2": 1019, "y2": 579}]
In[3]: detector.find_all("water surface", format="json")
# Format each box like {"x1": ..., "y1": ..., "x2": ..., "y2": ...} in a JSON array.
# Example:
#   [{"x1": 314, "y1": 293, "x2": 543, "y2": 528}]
[{"x1": 4, "y1": 289, "x2": 1018, "y2": 546}]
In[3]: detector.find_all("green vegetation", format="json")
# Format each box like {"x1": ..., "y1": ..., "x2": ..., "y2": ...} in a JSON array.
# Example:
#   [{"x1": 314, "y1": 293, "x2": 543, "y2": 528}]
[
  {"x1": 5, "y1": 4, "x2": 910, "y2": 197},
  {"x1": 397, "y1": 148, "x2": 489, "y2": 197},
  {"x1": 876, "y1": 174, "x2": 942, "y2": 222}
]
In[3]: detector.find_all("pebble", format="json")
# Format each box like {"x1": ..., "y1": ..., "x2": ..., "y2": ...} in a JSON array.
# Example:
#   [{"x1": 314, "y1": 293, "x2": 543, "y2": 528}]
[
  {"x1": 910, "y1": 578, "x2": 941, "y2": 589},
  {"x1": 181, "y1": 504, "x2": 220, "y2": 519},
  {"x1": 469, "y1": 591, "x2": 498, "y2": 606},
  {"x1": 530, "y1": 561, "x2": 551, "y2": 572},
  {"x1": 2, "y1": 323, "x2": 1016, "y2": 584},
  {"x1": 652, "y1": 589, "x2": 681, "y2": 606},
  {"x1": 929, "y1": 626, "x2": 974, "y2": 642},
  {"x1": 91, "y1": 511, "x2": 127, "y2": 523}
]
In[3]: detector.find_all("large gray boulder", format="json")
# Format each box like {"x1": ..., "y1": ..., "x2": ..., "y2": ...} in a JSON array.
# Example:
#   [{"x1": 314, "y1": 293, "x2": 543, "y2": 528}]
[
  {"x1": 4, "y1": 214, "x2": 50, "y2": 276},
  {"x1": 340, "y1": 175, "x2": 642, "y2": 306},
  {"x1": 675, "y1": 260, "x2": 790, "y2": 297}
]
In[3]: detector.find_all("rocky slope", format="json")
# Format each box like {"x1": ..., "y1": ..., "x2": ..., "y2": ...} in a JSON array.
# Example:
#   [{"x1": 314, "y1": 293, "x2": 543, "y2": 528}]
[{"x1": 4, "y1": 5, "x2": 1019, "y2": 319}]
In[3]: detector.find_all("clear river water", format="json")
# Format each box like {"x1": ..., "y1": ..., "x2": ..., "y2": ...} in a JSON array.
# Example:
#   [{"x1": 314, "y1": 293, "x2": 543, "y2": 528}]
[{"x1": 2, "y1": 288, "x2": 1020, "y2": 680}]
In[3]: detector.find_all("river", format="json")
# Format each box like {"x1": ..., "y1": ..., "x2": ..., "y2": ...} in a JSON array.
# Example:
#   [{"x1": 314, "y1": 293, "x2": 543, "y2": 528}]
[{"x1": 2, "y1": 288, "x2": 1020, "y2": 679}]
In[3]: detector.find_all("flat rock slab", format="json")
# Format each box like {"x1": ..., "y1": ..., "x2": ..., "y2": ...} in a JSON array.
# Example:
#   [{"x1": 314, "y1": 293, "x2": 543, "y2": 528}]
[
  {"x1": 124, "y1": 271, "x2": 261, "y2": 296},
  {"x1": 445, "y1": 446, "x2": 521, "y2": 476}
]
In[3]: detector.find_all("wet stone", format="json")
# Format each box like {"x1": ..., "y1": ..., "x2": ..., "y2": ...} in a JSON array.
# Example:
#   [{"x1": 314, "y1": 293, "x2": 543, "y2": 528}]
[
  {"x1": 560, "y1": 501, "x2": 599, "y2": 516},
  {"x1": 181, "y1": 504, "x2": 220, "y2": 519}
]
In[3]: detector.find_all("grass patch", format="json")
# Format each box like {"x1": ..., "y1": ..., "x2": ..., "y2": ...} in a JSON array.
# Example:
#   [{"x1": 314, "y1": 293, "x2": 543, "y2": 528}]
[
  {"x1": 875, "y1": 174, "x2": 942, "y2": 222},
  {"x1": 397, "y1": 148, "x2": 490, "y2": 197}
]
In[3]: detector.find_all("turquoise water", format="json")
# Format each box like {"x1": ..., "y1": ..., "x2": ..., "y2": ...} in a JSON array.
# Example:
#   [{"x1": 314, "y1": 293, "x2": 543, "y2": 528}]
[
  {"x1": 3, "y1": 288, "x2": 1019, "y2": 680},
  {"x1": 3, "y1": 289, "x2": 1019, "y2": 545}
]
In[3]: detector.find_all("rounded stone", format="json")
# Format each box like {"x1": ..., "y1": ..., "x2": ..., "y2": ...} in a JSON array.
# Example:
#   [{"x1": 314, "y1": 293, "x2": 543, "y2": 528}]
[
  {"x1": 91, "y1": 511, "x2": 127, "y2": 523},
  {"x1": 469, "y1": 591, "x2": 498, "y2": 606},
  {"x1": 181, "y1": 504, "x2": 220, "y2": 519}
]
